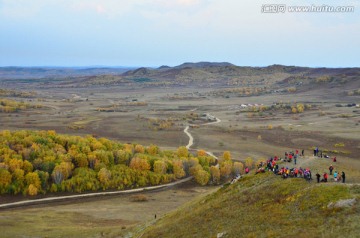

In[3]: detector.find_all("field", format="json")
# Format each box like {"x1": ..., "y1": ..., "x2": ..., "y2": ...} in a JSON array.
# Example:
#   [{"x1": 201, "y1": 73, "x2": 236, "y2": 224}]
[
  {"x1": 0, "y1": 64, "x2": 359, "y2": 237},
  {"x1": 0, "y1": 181, "x2": 217, "y2": 237}
]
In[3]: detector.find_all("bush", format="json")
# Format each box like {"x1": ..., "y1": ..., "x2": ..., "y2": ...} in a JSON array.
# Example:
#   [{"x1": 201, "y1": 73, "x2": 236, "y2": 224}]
[{"x1": 130, "y1": 194, "x2": 148, "y2": 202}]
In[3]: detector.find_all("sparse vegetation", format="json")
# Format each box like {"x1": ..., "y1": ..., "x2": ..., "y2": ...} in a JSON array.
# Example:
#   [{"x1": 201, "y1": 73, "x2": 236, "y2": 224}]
[{"x1": 0, "y1": 98, "x2": 42, "y2": 113}]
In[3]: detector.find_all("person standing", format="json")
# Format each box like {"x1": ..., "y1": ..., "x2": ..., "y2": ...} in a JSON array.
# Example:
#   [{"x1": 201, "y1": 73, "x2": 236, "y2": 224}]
[
  {"x1": 323, "y1": 172, "x2": 328, "y2": 182},
  {"x1": 342, "y1": 171, "x2": 346, "y2": 183},
  {"x1": 316, "y1": 172, "x2": 321, "y2": 183},
  {"x1": 329, "y1": 165, "x2": 334, "y2": 175},
  {"x1": 302, "y1": 149, "x2": 304, "y2": 156},
  {"x1": 334, "y1": 171, "x2": 338, "y2": 182}
]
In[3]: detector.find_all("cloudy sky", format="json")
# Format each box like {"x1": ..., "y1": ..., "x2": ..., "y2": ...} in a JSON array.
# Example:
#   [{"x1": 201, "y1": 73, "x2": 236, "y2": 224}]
[{"x1": 0, "y1": 0, "x2": 359, "y2": 67}]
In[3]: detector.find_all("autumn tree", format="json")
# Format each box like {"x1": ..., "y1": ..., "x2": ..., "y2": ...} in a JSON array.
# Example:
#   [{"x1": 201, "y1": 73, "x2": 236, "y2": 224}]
[
  {"x1": 297, "y1": 103, "x2": 304, "y2": 113},
  {"x1": 146, "y1": 144, "x2": 159, "y2": 155},
  {"x1": 129, "y1": 157, "x2": 150, "y2": 171},
  {"x1": 210, "y1": 166, "x2": 220, "y2": 184},
  {"x1": 153, "y1": 160, "x2": 167, "y2": 174},
  {"x1": 233, "y1": 162, "x2": 244, "y2": 176},
  {"x1": 134, "y1": 144, "x2": 145, "y2": 154},
  {"x1": 223, "y1": 151, "x2": 232, "y2": 161},
  {"x1": 98, "y1": 168, "x2": 111, "y2": 189},
  {"x1": 220, "y1": 160, "x2": 232, "y2": 179},
  {"x1": 173, "y1": 160, "x2": 186, "y2": 179},
  {"x1": 25, "y1": 172, "x2": 41, "y2": 195},
  {"x1": 197, "y1": 150, "x2": 207, "y2": 157},
  {"x1": 194, "y1": 168, "x2": 210, "y2": 186},
  {"x1": 177, "y1": 146, "x2": 189, "y2": 158},
  {"x1": 0, "y1": 169, "x2": 12, "y2": 193}
]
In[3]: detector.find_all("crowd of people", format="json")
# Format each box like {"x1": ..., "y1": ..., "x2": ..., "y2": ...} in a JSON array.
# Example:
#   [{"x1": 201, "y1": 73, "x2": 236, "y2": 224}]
[
  {"x1": 251, "y1": 148, "x2": 346, "y2": 184},
  {"x1": 255, "y1": 155, "x2": 312, "y2": 182}
]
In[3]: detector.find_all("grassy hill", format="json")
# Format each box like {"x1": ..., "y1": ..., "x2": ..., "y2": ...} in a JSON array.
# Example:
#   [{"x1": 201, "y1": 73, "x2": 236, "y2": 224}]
[{"x1": 142, "y1": 171, "x2": 360, "y2": 238}]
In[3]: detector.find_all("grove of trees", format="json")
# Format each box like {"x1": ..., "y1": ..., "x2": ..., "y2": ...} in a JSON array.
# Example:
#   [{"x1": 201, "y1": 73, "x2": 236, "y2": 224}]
[{"x1": 0, "y1": 130, "x2": 242, "y2": 196}]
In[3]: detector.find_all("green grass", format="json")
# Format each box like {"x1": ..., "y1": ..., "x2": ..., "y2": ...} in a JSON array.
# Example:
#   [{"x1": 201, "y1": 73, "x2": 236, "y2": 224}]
[{"x1": 142, "y1": 173, "x2": 360, "y2": 238}]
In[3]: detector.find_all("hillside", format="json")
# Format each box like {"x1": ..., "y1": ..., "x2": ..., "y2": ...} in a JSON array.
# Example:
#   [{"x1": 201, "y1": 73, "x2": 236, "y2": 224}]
[
  {"x1": 142, "y1": 172, "x2": 360, "y2": 238},
  {"x1": 1, "y1": 64, "x2": 359, "y2": 93}
]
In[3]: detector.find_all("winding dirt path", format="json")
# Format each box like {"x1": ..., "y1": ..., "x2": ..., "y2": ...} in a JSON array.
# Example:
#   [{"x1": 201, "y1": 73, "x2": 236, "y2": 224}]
[
  {"x1": 0, "y1": 177, "x2": 193, "y2": 209},
  {"x1": 184, "y1": 117, "x2": 221, "y2": 165}
]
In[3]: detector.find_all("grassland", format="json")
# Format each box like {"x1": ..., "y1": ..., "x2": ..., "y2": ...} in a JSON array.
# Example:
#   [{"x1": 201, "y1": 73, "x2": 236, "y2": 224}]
[
  {"x1": 143, "y1": 172, "x2": 360, "y2": 238},
  {"x1": 0, "y1": 64, "x2": 359, "y2": 237}
]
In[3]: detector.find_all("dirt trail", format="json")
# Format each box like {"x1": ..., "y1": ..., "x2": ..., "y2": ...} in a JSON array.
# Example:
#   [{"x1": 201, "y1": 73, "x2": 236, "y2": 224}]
[
  {"x1": 0, "y1": 177, "x2": 193, "y2": 209},
  {"x1": 184, "y1": 116, "x2": 221, "y2": 167}
]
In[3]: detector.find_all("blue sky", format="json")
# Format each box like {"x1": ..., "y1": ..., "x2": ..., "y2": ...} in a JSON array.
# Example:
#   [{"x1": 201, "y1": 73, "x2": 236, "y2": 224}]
[{"x1": 0, "y1": 0, "x2": 359, "y2": 67}]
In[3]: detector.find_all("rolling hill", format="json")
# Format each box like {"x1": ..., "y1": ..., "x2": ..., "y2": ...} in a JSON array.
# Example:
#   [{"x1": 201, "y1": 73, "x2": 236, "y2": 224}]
[{"x1": 142, "y1": 171, "x2": 360, "y2": 238}]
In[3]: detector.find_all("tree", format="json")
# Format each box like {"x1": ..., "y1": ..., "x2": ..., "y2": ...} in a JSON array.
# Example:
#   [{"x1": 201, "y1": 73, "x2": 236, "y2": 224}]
[
  {"x1": 177, "y1": 146, "x2": 188, "y2": 158},
  {"x1": 98, "y1": 168, "x2": 111, "y2": 189},
  {"x1": 52, "y1": 162, "x2": 72, "y2": 184},
  {"x1": 25, "y1": 172, "x2": 41, "y2": 190},
  {"x1": 0, "y1": 169, "x2": 12, "y2": 193},
  {"x1": 233, "y1": 162, "x2": 244, "y2": 176},
  {"x1": 8, "y1": 158, "x2": 23, "y2": 172},
  {"x1": 194, "y1": 169, "x2": 210, "y2": 186},
  {"x1": 23, "y1": 160, "x2": 33, "y2": 173},
  {"x1": 223, "y1": 151, "x2": 232, "y2": 161},
  {"x1": 210, "y1": 166, "x2": 220, "y2": 184},
  {"x1": 153, "y1": 160, "x2": 167, "y2": 174},
  {"x1": 129, "y1": 157, "x2": 150, "y2": 171},
  {"x1": 147, "y1": 144, "x2": 159, "y2": 155},
  {"x1": 220, "y1": 160, "x2": 232, "y2": 179},
  {"x1": 28, "y1": 184, "x2": 38, "y2": 196},
  {"x1": 297, "y1": 103, "x2": 304, "y2": 113},
  {"x1": 197, "y1": 150, "x2": 207, "y2": 157},
  {"x1": 134, "y1": 144, "x2": 145, "y2": 154},
  {"x1": 173, "y1": 160, "x2": 185, "y2": 179}
]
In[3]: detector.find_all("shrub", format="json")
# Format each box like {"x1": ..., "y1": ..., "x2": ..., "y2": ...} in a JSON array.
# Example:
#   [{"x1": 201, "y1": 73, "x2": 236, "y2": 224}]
[{"x1": 130, "y1": 194, "x2": 148, "y2": 202}]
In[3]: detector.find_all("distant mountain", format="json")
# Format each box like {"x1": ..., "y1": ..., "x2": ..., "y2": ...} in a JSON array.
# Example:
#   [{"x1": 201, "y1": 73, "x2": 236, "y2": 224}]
[
  {"x1": 1, "y1": 63, "x2": 359, "y2": 92},
  {"x1": 0, "y1": 67, "x2": 135, "y2": 79},
  {"x1": 174, "y1": 62, "x2": 235, "y2": 69}
]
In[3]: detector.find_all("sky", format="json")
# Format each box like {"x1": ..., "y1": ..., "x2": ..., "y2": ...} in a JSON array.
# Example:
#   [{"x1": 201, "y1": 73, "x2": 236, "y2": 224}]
[{"x1": 0, "y1": 0, "x2": 359, "y2": 67}]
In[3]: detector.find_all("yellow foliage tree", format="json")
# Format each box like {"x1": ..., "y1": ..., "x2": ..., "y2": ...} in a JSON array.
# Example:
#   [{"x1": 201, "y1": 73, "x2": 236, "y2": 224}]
[
  {"x1": 129, "y1": 157, "x2": 150, "y2": 171},
  {"x1": 210, "y1": 166, "x2": 220, "y2": 184},
  {"x1": 194, "y1": 169, "x2": 210, "y2": 186},
  {"x1": 233, "y1": 162, "x2": 244, "y2": 176},
  {"x1": 297, "y1": 103, "x2": 304, "y2": 113},
  {"x1": 173, "y1": 160, "x2": 185, "y2": 179},
  {"x1": 223, "y1": 151, "x2": 231, "y2": 161},
  {"x1": 25, "y1": 172, "x2": 41, "y2": 190},
  {"x1": 220, "y1": 160, "x2": 232, "y2": 179},
  {"x1": 8, "y1": 158, "x2": 23, "y2": 172},
  {"x1": 134, "y1": 144, "x2": 145, "y2": 154},
  {"x1": 153, "y1": 160, "x2": 167, "y2": 174},
  {"x1": 98, "y1": 168, "x2": 111, "y2": 189},
  {"x1": 28, "y1": 184, "x2": 38, "y2": 196},
  {"x1": 0, "y1": 169, "x2": 12, "y2": 193},
  {"x1": 177, "y1": 146, "x2": 189, "y2": 158},
  {"x1": 197, "y1": 150, "x2": 207, "y2": 157},
  {"x1": 23, "y1": 160, "x2": 33, "y2": 173},
  {"x1": 147, "y1": 144, "x2": 159, "y2": 155}
]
